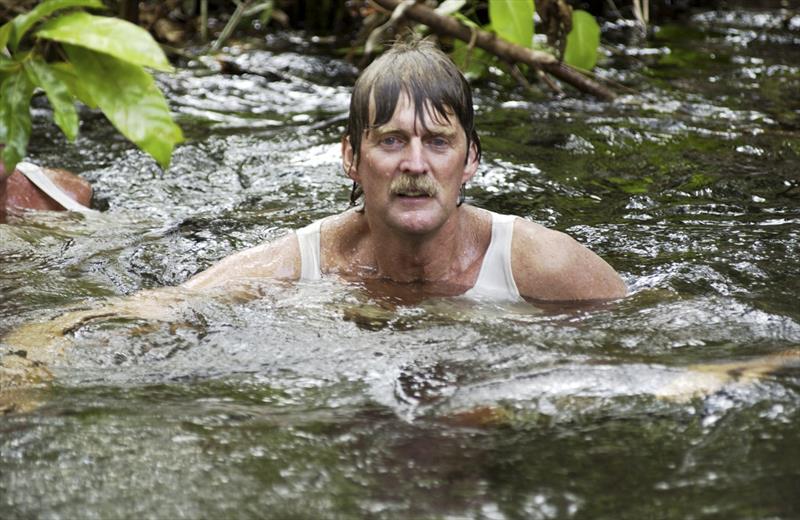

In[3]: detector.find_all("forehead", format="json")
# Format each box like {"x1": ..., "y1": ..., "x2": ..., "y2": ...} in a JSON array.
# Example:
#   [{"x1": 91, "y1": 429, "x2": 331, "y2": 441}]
[{"x1": 368, "y1": 91, "x2": 460, "y2": 133}]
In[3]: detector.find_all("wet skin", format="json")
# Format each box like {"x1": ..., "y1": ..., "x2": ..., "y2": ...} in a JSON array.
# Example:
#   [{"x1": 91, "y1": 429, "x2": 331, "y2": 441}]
[
  {"x1": 181, "y1": 92, "x2": 628, "y2": 299},
  {"x1": 343, "y1": 92, "x2": 479, "y2": 238}
]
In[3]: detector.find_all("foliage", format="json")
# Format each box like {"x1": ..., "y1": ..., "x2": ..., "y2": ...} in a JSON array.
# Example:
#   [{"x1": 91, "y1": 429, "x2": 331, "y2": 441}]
[
  {"x1": 446, "y1": 7, "x2": 492, "y2": 80},
  {"x1": 0, "y1": 0, "x2": 183, "y2": 172},
  {"x1": 448, "y1": 0, "x2": 601, "y2": 79},
  {"x1": 563, "y1": 9, "x2": 601, "y2": 71},
  {"x1": 488, "y1": 0, "x2": 534, "y2": 48}
]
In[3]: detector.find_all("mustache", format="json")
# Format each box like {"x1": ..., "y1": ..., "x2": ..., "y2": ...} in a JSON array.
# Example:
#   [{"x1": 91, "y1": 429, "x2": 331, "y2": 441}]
[{"x1": 389, "y1": 174, "x2": 439, "y2": 197}]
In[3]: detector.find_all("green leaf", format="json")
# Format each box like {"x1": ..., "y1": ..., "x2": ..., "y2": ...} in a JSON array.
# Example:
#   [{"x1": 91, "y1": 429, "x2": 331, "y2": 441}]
[
  {"x1": 0, "y1": 54, "x2": 20, "y2": 73},
  {"x1": 0, "y1": 20, "x2": 13, "y2": 50},
  {"x1": 488, "y1": 0, "x2": 534, "y2": 48},
  {"x1": 0, "y1": 71, "x2": 35, "y2": 172},
  {"x1": 8, "y1": 0, "x2": 104, "y2": 50},
  {"x1": 64, "y1": 45, "x2": 183, "y2": 169},
  {"x1": 49, "y1": 61, "x2": 98, "y2": 108},
  {"x1": 23, "y1": 58, "x2": 79, "y2": 141},
  {"x1": 37, "y1": 12, "x2": 172, "y2": 72},
  {"x1": 563, "y1": 9, "x2": 600, "y2": 71}
]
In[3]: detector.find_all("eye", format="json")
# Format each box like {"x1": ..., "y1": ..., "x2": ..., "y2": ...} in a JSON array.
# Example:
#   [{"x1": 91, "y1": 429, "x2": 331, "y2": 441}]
[
  {"x1": 380, "y1": 135, "x2": 403, "y2": 148},
  {"x1": 428, "y1": 136, "x2": 450, "y2": 148}
]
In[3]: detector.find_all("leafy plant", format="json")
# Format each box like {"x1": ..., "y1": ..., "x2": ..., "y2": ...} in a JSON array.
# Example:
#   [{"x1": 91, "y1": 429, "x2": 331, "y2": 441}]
[
  {"x1": 489, "y1": 0, "x2": 534, "y2": 48},
  {"x1": 0, "y1": 0, "x2": 183, "y2": 172},
  {"x1": 563, "y1": 9, "x2": 601, "y2": 71},
  {"x1": 450, "y1": 0, "x2": 601, "y2": 77}
]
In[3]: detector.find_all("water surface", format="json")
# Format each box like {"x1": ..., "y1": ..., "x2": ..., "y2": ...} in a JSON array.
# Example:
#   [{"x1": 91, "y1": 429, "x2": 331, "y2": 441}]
[{"x1": 2, "y1": 8, "x2": 800, "y2": 519}]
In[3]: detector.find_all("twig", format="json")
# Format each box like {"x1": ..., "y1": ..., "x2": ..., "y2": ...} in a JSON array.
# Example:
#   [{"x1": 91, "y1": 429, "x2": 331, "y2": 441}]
[
  {"x1": 462, "y1": 25, "x2": 478, "y2": 69},
  {"x1": 212, "y1": 0, "x2": 253, "y2": 52},
  {"x1": 510, "y1": 61, "x2": 564, "y2": 97},
  {"x1": 632, "y1": 0, "x2": 648, "y2": 32},
  {"x1": 201, "y1": 0, "x2": 209, "y2": 42},
  {"x1": 507, "y1": 63, "x2": 534, "y2": 92},
  {"x1": 535, "y1": 67, "x2": 564, "y2": 96},
  {"x1": 364, "y1": 0, "x2": 418, "y2": 59},
  {"x1": 370, "y1": 0, "x2": 616, "y2": 100},
  {"x1": 605, "y1": 0, "x2": 622, "y2": 19}
]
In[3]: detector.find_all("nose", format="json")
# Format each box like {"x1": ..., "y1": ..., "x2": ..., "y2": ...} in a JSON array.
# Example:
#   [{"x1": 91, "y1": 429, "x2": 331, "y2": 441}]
[{"x1": 400, "y1": 138, "x2": 427, "y2": 175}]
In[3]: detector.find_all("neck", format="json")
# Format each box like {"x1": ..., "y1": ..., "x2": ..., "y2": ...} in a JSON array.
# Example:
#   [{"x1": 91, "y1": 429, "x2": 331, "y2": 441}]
[{"x1": 365, "y1": 208, "x2": 473, "y2": 284}]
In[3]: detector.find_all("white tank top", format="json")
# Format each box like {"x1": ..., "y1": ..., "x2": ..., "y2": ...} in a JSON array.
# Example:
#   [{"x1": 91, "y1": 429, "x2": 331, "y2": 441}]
[
  {"x1": 295, "y1": 219, "x2": 322, "y2": 280},
  {"x1": 295, "y1": 211, "x2": 521, "y2": 301}
]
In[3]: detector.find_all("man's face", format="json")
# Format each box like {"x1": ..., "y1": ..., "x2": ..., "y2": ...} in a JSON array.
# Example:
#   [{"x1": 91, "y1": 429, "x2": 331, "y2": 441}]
[{"x1": 343, "y1": 93, "x2": 478, "y2": 236}]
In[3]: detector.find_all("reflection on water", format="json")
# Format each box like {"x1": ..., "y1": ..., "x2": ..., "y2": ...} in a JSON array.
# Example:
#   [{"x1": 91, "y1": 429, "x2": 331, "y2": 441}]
[{"x1": 2, "y1": 7, "x2": 800, "y2": 519}]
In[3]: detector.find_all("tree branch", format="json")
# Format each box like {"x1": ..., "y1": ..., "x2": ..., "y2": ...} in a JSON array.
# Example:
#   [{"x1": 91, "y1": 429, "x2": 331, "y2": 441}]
[{"x1": 370, "y1": 0, "x2": 616, "y2": 101}]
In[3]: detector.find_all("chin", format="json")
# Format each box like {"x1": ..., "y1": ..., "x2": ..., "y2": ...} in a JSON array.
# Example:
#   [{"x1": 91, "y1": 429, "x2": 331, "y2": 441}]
[{"x1": 387, "y1": 207, "x2": 448, "y2": 236}]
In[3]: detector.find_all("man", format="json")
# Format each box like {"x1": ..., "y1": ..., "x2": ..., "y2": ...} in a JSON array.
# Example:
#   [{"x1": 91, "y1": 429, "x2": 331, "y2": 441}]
[
  {"x1": 9, "y1": 39, "x2": 798, "y2": 412},
  {"x1": 6, "y1": 36, "x2": 628, "y2": 351},
  {"x1": 182, "y1": 38, "x2": 626, "y2": 302}
]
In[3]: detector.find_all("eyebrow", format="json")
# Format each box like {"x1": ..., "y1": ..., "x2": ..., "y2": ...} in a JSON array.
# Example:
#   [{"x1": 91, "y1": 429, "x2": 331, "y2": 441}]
[{"x1": 370, "y1": 125, "x2": 458, "y2": 138}]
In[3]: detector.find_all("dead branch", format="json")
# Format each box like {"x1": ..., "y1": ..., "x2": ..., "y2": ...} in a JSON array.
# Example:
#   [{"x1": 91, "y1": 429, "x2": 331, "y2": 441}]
[{"x1": 370, "y1": 0, "x2": 616, "y2": 101}]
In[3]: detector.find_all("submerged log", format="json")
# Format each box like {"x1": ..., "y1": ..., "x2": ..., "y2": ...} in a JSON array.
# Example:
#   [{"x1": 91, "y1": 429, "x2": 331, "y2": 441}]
[{"x1": 370, "y1": 0, "x2": 616, "y2": 101}]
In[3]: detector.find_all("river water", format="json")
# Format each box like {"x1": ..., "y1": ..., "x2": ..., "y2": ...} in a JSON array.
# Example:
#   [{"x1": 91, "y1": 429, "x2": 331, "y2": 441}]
[{"x1": 2, "y1": 7, "x2": 799, "y2": 519}]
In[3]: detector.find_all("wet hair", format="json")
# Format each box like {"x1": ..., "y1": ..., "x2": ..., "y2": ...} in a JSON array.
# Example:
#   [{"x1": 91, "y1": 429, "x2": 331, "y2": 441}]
[{"x1": 346, "y1": 36, "x2": 481, "y2": 168}]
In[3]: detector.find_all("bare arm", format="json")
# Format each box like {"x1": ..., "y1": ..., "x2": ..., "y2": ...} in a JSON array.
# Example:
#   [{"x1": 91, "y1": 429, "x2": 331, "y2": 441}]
[
  {"x1": 181, "y1": 232, "x2": 300, "y2": 291},
  {"x1": 511, "y1": 219, "x2": 627, "y2": 301},
  {"x1": 97, "y1": 232, "x2": 301, "y2": 319},
  {"x1": 2, "y1": 233, "x2": 302, "y2": 355}
]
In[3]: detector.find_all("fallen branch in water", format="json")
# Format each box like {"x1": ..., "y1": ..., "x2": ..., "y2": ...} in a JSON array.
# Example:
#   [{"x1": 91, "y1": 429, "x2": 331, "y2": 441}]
[{"x1": 370, "y1": 0, "x2": 616, "y2": 101}]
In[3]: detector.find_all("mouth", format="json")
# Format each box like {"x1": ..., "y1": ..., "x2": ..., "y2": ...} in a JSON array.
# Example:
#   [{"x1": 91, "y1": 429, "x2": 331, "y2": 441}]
[{"x1": 395, "y1": 191, "x2": 431, "y2": 198}]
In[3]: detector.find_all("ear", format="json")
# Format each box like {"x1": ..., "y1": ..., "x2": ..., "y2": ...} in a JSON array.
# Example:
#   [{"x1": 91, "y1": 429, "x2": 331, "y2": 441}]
[
  {"x1": 342, "y1": 136, "x2": 359, "y2": 182},
  {"x1": 461, "y1": 140, "x2": 479, "y2": 183}
]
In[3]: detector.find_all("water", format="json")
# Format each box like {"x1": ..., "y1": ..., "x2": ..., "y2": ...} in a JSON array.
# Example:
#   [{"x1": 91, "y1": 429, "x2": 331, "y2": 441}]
[{"x1": 2, "y1": 7, "x2": 800, "y2": 519}]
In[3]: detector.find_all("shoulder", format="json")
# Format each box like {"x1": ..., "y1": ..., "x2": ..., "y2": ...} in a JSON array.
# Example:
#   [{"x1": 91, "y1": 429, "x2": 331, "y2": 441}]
[
  {"x1": 320, "y1": 209, "x2": 371, "y2": 269},
  {"x1": 510, "y1": 218, "x2": 627, "y2": 301},
  {"x1": 182, "y1": 232, "x2": 301, "y2": 291}
]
